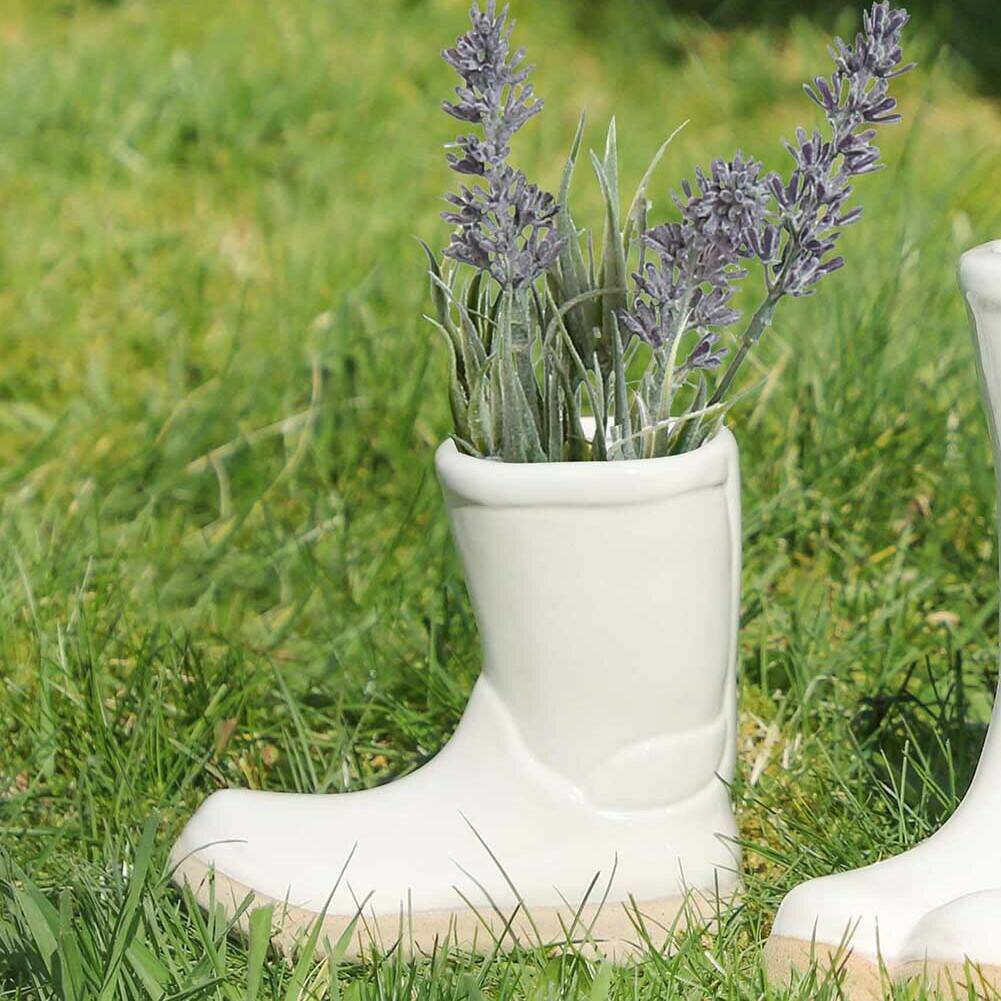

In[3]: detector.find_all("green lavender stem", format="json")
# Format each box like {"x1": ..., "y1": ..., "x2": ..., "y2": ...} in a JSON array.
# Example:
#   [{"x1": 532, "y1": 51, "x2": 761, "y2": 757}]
[{"x1": 708, "y1": 292, "x2": 781, "y2": 406}]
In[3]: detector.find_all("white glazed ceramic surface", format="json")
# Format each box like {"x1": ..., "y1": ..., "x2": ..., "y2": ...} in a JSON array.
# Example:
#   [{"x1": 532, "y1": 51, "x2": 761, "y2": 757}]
[
  {"x1": 765, "y1": 241, "x2": 1001, "y2": 988},
  {"x1": 171, "y1": 428, "x2": 743, "y2": 941}
]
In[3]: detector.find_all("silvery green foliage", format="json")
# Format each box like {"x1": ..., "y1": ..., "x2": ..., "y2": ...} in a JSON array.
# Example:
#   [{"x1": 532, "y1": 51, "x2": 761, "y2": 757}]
[{"x1": 426, "y1": 1, "x2": 911, "y2": 462}]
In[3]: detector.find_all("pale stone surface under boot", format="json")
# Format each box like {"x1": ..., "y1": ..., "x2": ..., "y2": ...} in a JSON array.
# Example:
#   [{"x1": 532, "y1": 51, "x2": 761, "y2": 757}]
[
  {"x1": 765, "y1": 933, "x2": 1001, "y2": 1000},
  {"x1": 174, "y1": 854, "x2": 737, "y2": 961}
]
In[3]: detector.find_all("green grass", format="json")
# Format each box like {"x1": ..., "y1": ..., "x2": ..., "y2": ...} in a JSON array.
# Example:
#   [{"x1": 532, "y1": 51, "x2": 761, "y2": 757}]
[{"x1": 1, "y1": 0, "x2": 1000, "y2": 997}]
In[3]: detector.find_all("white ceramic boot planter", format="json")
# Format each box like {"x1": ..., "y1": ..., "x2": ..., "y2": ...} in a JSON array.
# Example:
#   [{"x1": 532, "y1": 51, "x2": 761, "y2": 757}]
[
  {"x1": 765, "y1": 240, "x2": 1001, "y2": 996},
  {"x1": 172, "y1": 429, "x2": 743, "y2": 958}
]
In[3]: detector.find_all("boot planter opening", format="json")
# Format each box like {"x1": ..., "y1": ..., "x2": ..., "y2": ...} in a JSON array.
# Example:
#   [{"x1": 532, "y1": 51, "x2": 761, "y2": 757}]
[
  {"x1": 764, "y1": 240, "x2": 1001, "y2": 998},
  {"x1": 171, "y1": 427, "x2": 743, "y2": 959}
]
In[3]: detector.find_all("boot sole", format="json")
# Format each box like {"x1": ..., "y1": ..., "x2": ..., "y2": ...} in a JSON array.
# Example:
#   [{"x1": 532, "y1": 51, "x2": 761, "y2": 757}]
[
  {"x1": 173, "y1": 854, "x2": 736, "y2": 961},
  {"x1": 765, "y1": 935, "x2": 1001, "y2": 998}
]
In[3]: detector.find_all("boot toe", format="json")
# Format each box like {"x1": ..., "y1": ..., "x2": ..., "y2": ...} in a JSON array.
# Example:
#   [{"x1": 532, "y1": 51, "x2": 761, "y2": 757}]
[
  {"x1": 170, "y1": 789, "x2": 348, "y2": 907},
  {"x1": 170, "y1": 786, "x2": 464, "y2": 913},
  {"x1": 771, "y1": 867, "x2": 923, "y2": 963},
  {"x1": 171, "y1": 789, "x2": 269, "y2": 873},
  {"x1": 900, "y1": 888, "x2": 1001, "y2": 970}
]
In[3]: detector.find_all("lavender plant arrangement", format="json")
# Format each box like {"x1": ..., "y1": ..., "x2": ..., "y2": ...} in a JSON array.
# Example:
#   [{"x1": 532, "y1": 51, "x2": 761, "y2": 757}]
[{"x1": 425, "y1": 1, "x2": 913, "y2": 461}]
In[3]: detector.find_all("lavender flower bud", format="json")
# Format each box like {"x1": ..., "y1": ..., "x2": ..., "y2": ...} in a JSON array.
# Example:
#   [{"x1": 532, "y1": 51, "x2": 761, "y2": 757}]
[
  {"x1": 772, "y1": 1, "x2": 912, "y2": 297},
  {"x1": 677, "y1": 152, "x2": 773, "y2": 260},
  {"x1": 685, "y1": 331, "x2": 728, "y2": 372},
  {"x1": 441, "y1": 2, "x2": 541, "y2": 173},
  {"x1": 618, "y1": 153, "x2": 773, "y2": 354},
  {"x1": 440, "y1": 3, "x2": 564, "y2": 288}
]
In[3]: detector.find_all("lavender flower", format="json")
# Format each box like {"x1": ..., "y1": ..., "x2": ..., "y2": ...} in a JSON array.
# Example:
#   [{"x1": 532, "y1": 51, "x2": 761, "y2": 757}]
[
  {"x1": 620, "y1": 0, "x2": 910, "y2": 411},
  {"x1": 442, "y1": 166, "x2": 564, "y2": 285},
  {"x1": 773, "y1": 0, "x2": 913, "y2": 296},
  {"x1": 618, "y1": 153, "x2": 766, "y2": 364},
  {"x1": 621, "y1": 234, "x2": 741, "y2": 352},
  {"x1": 678, "y1": 153, "x2": 773, "y2": 260},
  {"x1": 440, "y1": 2, "x2": 564, "y2": 288}
]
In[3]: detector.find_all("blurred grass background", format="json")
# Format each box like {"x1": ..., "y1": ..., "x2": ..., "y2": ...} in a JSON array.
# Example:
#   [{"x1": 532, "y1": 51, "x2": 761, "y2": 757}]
[
  {"x1": 0, "y1": 0, "x2": 999, "y2": 997},
  {"x1": 578, "y1": 0, "x2": 998, "y2": 96}
]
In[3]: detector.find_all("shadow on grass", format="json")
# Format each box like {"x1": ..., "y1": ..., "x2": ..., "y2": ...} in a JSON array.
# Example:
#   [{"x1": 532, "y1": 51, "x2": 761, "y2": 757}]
[{"x1": 851, "y1": 652, "x2": 990, "y2": 827}]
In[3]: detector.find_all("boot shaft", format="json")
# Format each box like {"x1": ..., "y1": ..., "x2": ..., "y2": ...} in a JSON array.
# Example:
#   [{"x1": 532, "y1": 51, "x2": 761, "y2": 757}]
[
  {"x1": 963, "y1": 242, "x2": 1001, "y2": 465},
  {"x1": 436, "y1": 432, "x2": 741, "y2": 811},
  {"x1": 960, "y1": 241, "x2": 1001, "y2": 786}
]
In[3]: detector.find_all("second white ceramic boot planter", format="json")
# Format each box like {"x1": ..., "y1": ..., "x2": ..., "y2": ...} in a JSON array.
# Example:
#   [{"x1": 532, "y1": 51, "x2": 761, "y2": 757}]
[
  {"x1": 172, "y1": 428, "x2": 743, "y2": 958},
  {"x1": 765, "y1": 240, "x2": 1001, "y2": 996}
]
